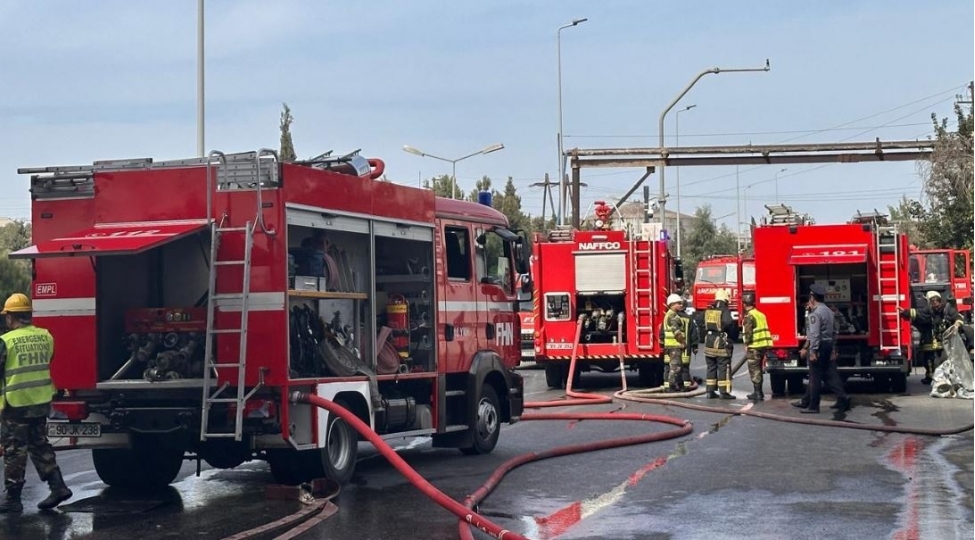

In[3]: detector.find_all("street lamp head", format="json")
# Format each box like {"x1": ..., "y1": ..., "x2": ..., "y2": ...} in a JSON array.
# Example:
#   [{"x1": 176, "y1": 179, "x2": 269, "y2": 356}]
[
  {"x1": 764, "y1": 58, "x2": 771, "y2": 71},
  {"x1": 572, "y1": 18, "x2": 588, "y2": 25},
  {"x1": 403, "y1": 145, "x2": 425, "y2": 157},
  {"x1": 480, "y1": 143, "x2": 505, "y2": 155}
]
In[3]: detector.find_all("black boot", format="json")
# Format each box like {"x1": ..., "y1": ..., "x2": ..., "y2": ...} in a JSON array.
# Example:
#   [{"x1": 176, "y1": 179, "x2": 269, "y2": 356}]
[
  {"x1": 719, "y1": 391, "x2": 737, "y2": 400},
  {"x1": 746, "y1": 383, "x2": 764, "y2": 402},
  {"x1": 706, "y1": 385, "x2": 719, "y2": 399},
  {"x1": 830, "y1": 396, "x2": 852, "y2": 412},
  {"x1": 0, "y1": 487, "x2": 23, "y2": 514},
  {"x1": 38, "y1": 469, "x2": 73, "y2": 510}
]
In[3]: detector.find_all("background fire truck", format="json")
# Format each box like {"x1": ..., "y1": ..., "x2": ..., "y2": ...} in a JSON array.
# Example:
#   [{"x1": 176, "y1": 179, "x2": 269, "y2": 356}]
[
  {"x1": 908, "y1": 247, "x2": 973, "y2": 323},
  {"x1": 753, "y1": 205, "x2": 913, "y2": 396},
  {"x1": 531, "y1": 201, "x2": 683, "y2": 389},
  {"x1": 517, "y1": 273, "x2": 536, "y2": 362},
  {"x1": 13, "y1": 149, "x2": 526, "y2": 488},
  {"x1": 691, "y1": 255, "x2": 755, "y2": 340}
]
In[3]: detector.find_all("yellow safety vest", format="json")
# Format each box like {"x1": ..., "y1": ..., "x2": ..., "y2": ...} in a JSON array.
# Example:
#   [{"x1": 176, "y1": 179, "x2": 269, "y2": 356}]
[
  {"x1": 746, "y1": 309, "x2": 773, "y2": 348},
  {"x1": 1, "y1": 325, "x2": 56, "y2": 408},
  {"x1": 662, "y1": 311, "x2": 682, "y2": 349}
]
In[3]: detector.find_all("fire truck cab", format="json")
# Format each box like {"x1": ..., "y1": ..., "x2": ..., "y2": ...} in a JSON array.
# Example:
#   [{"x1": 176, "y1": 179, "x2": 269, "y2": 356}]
[
  {"x1": 531, "y1": 201, "x2": 682, "y2": 388},
  {"x1": 753, "y1": 206, "x2": 913, "y2": 395},
  {"x1": 13, "y1": 149, "x2": 526, "y2": 488},
  {"x1": 908, "y1": 248, "x2": 972, "y2": 323}
]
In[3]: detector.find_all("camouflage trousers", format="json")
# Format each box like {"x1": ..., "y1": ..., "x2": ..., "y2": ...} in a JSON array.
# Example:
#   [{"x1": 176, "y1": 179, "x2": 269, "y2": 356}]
[
  {"x1": 666, "y1": 348, "x2": 684, "y2": 390},
  {"x1": 2, "y1": 415, "x2": 59, "y2": 491},
  {"x1": 747, "y1": 348, "x2": 768, "y2": 386}
]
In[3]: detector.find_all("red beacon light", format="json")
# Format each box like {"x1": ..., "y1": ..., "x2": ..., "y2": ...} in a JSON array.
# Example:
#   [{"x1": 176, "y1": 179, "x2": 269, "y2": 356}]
[{"x1": 593, "y1": 201, "x2": 613, "y2": 230}]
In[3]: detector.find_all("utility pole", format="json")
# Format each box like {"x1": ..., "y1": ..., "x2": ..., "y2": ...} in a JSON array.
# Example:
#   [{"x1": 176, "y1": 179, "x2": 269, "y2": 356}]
[
  {"x1": 531, "y1": 173, "x2": 557, "y2": 227},
  {"x1": 197, "y1": 0, "x2": 205, "y2": 157}
]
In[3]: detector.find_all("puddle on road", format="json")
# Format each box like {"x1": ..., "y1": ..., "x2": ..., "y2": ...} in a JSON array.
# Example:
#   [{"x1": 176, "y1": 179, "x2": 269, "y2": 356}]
[{"x1": 868, "y1": 398, "x2": 900, "y2": 427}]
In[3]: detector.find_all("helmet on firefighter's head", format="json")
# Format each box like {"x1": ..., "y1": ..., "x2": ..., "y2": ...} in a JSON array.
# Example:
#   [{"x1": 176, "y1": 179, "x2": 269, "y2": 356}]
[
  {"x1": 741, "y1": 292, "x2": 756, "y2": 308},
  {"x1": 1, "y1": 293, "x2": 32, "y2": 314},
  {"x1": 666, "y1": 293, "x2": 684, "y2": 307},
  {"x1": 925, "y1": 290, "x2": 942, "y2": 302},
  {"x1": 714, "y1": 289, "x2": 731, "y2": 303}
]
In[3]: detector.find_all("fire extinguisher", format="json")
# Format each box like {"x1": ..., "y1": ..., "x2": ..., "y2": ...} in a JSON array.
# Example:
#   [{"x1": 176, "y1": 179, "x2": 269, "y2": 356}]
[{"x1": 386, "y1": 293, "x2": 410, "y2": 358}]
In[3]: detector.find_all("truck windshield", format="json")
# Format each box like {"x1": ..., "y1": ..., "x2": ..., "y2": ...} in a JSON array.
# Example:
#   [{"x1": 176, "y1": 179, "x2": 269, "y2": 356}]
[
  {"x1": 742, "y1": 263, "x2": 756, "y2": 287},
  {"x1": 696, "y1": 263, "x2": 738, "y2": 284},
  {"x1": 912, "y1": 253, "x2": 950, "y2": 284}
]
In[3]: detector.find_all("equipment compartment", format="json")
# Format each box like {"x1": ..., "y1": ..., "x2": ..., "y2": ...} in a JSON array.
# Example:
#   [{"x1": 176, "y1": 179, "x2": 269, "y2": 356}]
[{"x1": 96, "y1": 231, "x2": 211, "y2": 383}]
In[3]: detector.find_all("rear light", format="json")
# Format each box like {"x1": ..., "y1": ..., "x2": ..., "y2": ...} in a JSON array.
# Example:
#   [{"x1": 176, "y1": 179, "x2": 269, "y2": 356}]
[
  {"x1": 775, "y1": 349, "x2": 789, "y2": 359},
  {"x1": 51, "y1": 401, "x2": 89, "y2": 421}
]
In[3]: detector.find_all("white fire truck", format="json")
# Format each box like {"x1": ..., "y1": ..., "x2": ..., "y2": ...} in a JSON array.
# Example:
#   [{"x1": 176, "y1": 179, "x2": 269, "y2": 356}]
[{"x1": 13, "y1": 149, "x2": 526, "y2": 487}]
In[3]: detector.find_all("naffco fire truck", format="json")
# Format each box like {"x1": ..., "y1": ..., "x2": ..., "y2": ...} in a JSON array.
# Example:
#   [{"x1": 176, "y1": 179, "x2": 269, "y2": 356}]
[
  {"x1": 530, "y1": 201, "x2": 683, "y2": 388},
  {"x1": 12, "y1": 148, "x2": 526, "y2": 488},
  {"x1": 752, "y1": 205, "x2": 913, "y2": 396}
]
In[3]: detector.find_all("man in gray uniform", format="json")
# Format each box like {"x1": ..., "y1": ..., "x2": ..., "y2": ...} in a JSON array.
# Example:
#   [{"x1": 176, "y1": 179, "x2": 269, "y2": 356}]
[{"x1": 797, "y1": 284, "x2": 850, "y2": 413}]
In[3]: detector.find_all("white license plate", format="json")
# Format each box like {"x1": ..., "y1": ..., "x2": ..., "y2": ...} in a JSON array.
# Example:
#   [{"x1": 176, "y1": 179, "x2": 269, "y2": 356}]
[
  {"x1": 784, "y1": 360, "x2": 798, "y2": 368},
  {"x1": 47, "y1": 422, "x2": 101, "y2": 438},
  {"x1": 521, "y1": 350, "x2": 535, "y2": 358}
]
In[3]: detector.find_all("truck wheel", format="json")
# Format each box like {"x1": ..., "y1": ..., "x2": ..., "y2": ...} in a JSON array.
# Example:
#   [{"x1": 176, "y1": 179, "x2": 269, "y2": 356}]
[
  {"x1": 787, "y1": 375, "x2": 805, "y2": 395},
  {"x1": 460, "y1": 385, "x2": 500, "y2": 455},
  {"x1": 769, "y1": 373, "x2": 786, "y2": 397},
  {"x1": 890, "y1": 374, "x2": 908, "y2": 394},
  {"x1": 93, "y1": 436, "x2": 184, "y2": 489},
  {"x1": 321, "y1": 398, "x2": 357, "y2": 484},
  {"x1": 544, "y1": 364, "x2": 564, "y2": 389},
  {"x1": 638, "y1": 363, "x2": 661, "y2": 388}
]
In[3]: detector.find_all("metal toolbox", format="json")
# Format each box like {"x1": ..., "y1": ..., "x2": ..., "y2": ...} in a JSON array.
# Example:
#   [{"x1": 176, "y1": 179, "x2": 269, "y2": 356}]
[{"x1": 293, "y1": 275, "x2": 319, "y2": 291}]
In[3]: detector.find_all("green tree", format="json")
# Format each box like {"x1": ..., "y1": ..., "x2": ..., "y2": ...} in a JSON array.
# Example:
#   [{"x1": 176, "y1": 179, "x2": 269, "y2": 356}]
[
  {"x1": 422, "y1": 174, "x2": 456, "y2": 198},
  {"x1": 279, "y1": 103, "x2": 297, "y2": 163},
  {"x1": 911, "y1": 97, "x2": 974, "y2": 250},
  {"x1": 0, "y1": 220, "x2": 32, "y2": 301},
  {"x1": 492, "y1": 177, "x2": 528, "y2": 231},
  {"x1": 683, "y1": 205, "x2": 739, "y2": 283},
  {"x1": 888, "y1": 196, "x2": 926, "y2": 247}
]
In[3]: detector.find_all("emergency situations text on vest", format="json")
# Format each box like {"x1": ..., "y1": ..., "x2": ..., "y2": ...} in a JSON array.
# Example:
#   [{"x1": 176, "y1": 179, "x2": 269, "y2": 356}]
[{"x1": 7, "y1": 333, "x2": 52, "y2": 365}]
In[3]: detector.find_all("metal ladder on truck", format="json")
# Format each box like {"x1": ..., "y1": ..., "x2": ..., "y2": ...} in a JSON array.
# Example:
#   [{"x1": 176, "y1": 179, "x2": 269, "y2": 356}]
[
  {"x1": 875, "y1": 225, "x2": 903, "y2": 354},
  {"x1": 200, "y1": 149, "x2": 277, "y2": 442},
  {"x1": 631, "y1": 238, "x2": 656, "y2": 350}
]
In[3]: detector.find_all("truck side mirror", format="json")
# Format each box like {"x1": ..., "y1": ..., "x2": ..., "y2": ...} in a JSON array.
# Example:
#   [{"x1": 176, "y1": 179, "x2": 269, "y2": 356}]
[
  {"x1": 520, "y1": 273, "x2": 532, "y2": 294},
  {"x1": 674, "y1": 259, "x2": 685, "y2": 289},
  {"x1": 513, "y1": 229, "x2": 531, "y2": 276}
]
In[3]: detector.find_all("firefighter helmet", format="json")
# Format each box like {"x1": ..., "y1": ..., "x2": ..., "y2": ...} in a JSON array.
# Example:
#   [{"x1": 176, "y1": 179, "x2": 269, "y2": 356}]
[
  {"x1": 925, "y1": 290, "x2": 942, "y2": 301},
  {"x1": 1, "y1": 293, "x2": 32, "y2": 314},
  {"x1": 741, "y1": 292, "x2": 756, "y2": 307},
  {"x1": 714, "y1": 289, "x2": 731, "y2": 303},
  {"x1": 666, "y1": 294, "x2": 684, "y2": 306}
]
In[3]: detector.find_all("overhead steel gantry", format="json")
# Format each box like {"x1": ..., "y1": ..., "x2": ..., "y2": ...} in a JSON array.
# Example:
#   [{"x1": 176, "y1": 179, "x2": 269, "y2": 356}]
[{"x1": 562, "y1": 138, "x2": 935, "y2": 229}]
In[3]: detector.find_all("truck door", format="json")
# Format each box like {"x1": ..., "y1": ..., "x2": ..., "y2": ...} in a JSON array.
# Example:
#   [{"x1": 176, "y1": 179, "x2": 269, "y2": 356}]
[
  {"x1": 474, "y1": 227, "x2": 519, "y2": 366},
  {"x1": 438, "y1": 223, "x2": 479, "y2": 373}
]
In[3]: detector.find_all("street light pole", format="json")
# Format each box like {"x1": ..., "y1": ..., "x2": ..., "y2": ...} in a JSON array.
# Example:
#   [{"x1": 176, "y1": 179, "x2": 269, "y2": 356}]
[
  {"x1": 197, "y1": 0, "x2": 205, "y2": 157},
  {"x1": 674, "y1": 104, "x2": 696, "y2": 259},
  {"x1": 403, "y1": 143, "x2": 505, "y2": 199},
  {"x1": 774, "y1": 167, "x2": 787, "y2": 203},
  {"x1": 557, "y1": 18, "x2": 587, "y2": 226},
  {"x1": 657, "y1": 60, "x2": 770, "y2": 233}
]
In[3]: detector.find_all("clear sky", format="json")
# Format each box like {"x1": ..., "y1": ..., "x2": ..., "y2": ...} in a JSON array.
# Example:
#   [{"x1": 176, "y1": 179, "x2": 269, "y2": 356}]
[{"x1": 1, "y1": 1, "x2": 972, "y2": 232}]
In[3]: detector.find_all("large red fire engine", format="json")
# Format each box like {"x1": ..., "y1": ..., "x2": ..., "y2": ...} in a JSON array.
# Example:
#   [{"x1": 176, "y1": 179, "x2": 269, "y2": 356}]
[
  {"x1": 12, "y1": 149, "x2": 526, "y2": 488},
  {"x1": 908, "y1": 247, "x2": 972, "y2": 322},
  {"x1": 530, "y1": 201, "x2": 683, "y2": 388},
  {"x1": 752, "y1": 205, "x2": 913, "y2": 395}
]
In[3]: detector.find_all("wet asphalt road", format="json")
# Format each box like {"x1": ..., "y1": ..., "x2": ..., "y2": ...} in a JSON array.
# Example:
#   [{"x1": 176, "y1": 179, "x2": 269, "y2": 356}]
[{"x1": 3, "y1": 351, "x2": 972, "y2": 540}]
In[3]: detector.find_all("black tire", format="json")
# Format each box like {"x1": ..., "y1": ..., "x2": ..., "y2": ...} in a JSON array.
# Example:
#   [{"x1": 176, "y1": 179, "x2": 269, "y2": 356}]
[
  {"x1": 321, "y1": 398, "x2": 357, "y2": 484},
  {"x1": 890, "y1": 373, "x2": 908, "y2": 394},
  {"x1": 460, "y1": 385, "x2": 501, "y2": 455},
  {"x1": 267, "y1": 398, "x2": 358, "y2": 486},
  {"x1": 544, "y1": 363, "x2": 564, "y2": 389},
  {"x1": 787, "y1": 375, "x2": 805, "y2": 395},
  {"x1": 199, "y1": 439, "x2": 250, "y2": 469},
  {"x1": 93, "y1": 435, "x2": 184, "y2": 489},
  {"x1": 638, "y1": 364, "x2": 655, "y2": 387},
  {"x1": 769, "y1": 373, "x2": 786, "y2": 397}
]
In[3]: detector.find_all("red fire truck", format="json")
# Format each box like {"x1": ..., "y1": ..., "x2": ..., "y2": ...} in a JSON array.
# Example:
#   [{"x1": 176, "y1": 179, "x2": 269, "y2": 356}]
[
  {"x1": 753, "y1": 206, "x2": 913, "y2": 395},
  {"x1": 530, "y1": 202, "x2": 683, "y2": 388},
  {"x1": 12, "y1": 149, "x2": 526, "y2": 488},
  {"x1": 692, "y1": 255, "x2": 755, "y2": 327},
  {"x1": 908, "y1": 247, "x2": 972, "y2": 322}
]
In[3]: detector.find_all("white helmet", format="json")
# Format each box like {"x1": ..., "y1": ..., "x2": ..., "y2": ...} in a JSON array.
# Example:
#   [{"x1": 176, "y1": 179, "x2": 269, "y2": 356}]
[
  {"x1": 714, "y1": 288, "x2": 731, "y2": 303},
  {"x1": 667, "y1": 293, "x2": 684, "y2": 306}
]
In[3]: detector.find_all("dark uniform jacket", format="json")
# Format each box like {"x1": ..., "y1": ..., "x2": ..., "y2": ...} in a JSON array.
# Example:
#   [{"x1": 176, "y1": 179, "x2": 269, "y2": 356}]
[
  {"x1": 904, "y1": 303, "x2": 962, "y2": 351},
  {"x1": 703, "y1": 301, "x2": 738, "y2": 358}
]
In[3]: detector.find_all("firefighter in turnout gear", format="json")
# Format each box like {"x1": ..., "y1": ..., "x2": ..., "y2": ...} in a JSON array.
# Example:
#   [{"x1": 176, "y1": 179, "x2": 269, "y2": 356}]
[
  {"x1": 703, "y1": 289, "x2": 739, "y2": 399},
  {"x1": 900, "y1": 290, "x2": 963, "y2": 384},
  {"x1": 661, "y1": 294, "x2": 688, "y2": 392},
  {"x1": 742, "y1": 292, "x2": 773, "y2": 402},
  {"x1": 680, "y1": 307, "x2": 699, "y2": 389},
  {"x1": 0, "y1": 293, "x2": 73, "y2": 513}
]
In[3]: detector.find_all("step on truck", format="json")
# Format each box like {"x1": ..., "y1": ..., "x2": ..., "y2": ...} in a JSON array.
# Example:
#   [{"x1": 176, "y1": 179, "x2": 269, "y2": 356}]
[
  {"x1": 13, "y1": 149, "x2": 526, "y2": 488},
  {"x1": 752, "y1": 205, "x2": 913, "y2": 396},
  {"x1": 530, "y1": 201, "x2": 683, "y2": 388}
]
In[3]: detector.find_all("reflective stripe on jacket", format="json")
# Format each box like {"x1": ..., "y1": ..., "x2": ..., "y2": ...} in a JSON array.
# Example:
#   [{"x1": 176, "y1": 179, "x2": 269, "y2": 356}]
[{"x1": 1, "y1": 325, "x2": 56, "y2": 408}]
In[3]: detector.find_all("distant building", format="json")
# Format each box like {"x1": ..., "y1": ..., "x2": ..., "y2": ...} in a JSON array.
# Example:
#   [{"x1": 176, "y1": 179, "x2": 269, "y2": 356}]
[{"x1": 584, "y1": 201, "x2": 696, "y2": 239}]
